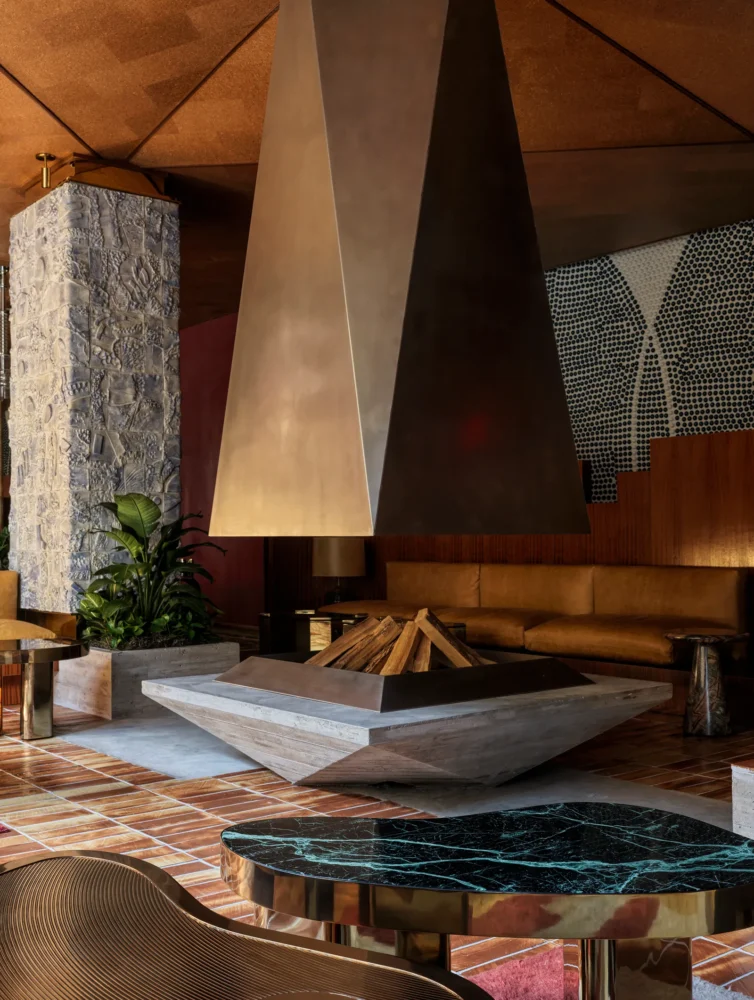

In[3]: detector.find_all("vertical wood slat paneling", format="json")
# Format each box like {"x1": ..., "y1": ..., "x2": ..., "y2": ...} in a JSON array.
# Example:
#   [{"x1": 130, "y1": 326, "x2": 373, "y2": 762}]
[
  {"x1": 267, "y1": 430, "x2": 754, "y2": 607},
  {"x1": 267, "y1": 470, "x2": 652, "y2": 610},
  {"x1": 651, "y1": 431, "x2": 754, "y2": 567}
]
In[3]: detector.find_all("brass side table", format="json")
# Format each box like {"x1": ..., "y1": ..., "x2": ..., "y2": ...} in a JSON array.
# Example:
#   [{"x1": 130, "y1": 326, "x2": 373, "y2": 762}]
[
  {"x1": 0, "y1": 639, "x2": 87, "y2": 740},
  {"x1": 666, "y1": 631, "x2": 747, "y2": 737},
  {"x1": 221, "y1": 803, "x2": 754, "y2": 1000}
]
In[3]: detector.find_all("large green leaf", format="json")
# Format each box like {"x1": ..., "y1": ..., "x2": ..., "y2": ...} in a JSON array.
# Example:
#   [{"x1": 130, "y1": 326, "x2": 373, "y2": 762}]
[
  {"x1": 97, "y1": 529, "x2": 145, "y2": 562},
  {"x1": 113, "y1": 493, "x2": 162, "y2": 541},
  {"x1": 79, "y1": 491, "x2": 225, "y2": 648}
]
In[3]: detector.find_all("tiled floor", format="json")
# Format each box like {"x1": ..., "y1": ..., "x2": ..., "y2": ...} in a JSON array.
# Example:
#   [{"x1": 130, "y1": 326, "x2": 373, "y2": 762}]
[
  {"x1": 557, "y1": 710, "x2": 754, "y2": 802},
  {"x1": 2, "y1": 706, "x2": 754, "y2": 989}
]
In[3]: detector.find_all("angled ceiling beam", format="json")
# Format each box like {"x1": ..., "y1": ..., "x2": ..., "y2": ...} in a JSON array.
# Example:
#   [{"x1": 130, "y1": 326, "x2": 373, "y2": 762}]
[
  {"x1": 125, "y1": 5, "x2": 281, "y2": 163},
  {"x1": 0, "y1": 63, "x2": 99, "y2": 157},
  {"x1": 544, "y1": 0, "x2": 754, "y2": 141}
]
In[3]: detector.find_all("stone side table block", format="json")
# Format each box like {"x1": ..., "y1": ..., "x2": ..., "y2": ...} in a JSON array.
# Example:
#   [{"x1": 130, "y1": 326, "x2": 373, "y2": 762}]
[
  {"x1": 732, "y1": 764, "x2": 754, "y2": 838},
  {"x1": 54, "y1": 642, "x2": 240, "y2": 720}
]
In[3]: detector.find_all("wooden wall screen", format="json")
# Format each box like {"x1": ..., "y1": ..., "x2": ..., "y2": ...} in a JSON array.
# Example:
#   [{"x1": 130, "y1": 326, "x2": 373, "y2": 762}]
[{"x1": 267, "y1": 429, "x2": 754, "y2": 612}]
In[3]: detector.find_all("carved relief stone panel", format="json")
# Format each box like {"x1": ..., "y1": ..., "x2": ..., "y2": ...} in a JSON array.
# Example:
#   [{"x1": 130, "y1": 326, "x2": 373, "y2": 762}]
[{"x1": 9, "y1": 182, "x2": 180, "y2": 612}]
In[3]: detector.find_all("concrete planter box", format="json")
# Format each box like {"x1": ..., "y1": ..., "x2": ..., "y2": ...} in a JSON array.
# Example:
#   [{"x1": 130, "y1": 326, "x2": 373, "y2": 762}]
[{"x1": 54, "y1": 642, "x2": 241, "y2": 720}]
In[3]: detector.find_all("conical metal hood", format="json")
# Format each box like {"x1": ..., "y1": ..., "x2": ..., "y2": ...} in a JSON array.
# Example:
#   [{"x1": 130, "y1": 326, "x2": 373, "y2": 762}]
[{"x1": 210, "y1": 0, "x2": 589, "y2": 536}]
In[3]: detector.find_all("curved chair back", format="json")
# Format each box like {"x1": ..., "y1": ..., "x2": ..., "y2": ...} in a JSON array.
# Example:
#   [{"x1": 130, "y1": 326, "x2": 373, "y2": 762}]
[{"x1": 0, "y1": 851, "x2": 488, "y2": 1000}]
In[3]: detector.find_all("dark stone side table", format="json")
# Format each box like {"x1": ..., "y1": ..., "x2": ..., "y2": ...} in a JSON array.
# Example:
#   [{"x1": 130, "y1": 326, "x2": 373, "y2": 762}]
[{"x1": 666, "y1": 631, "x2": 747, "y2": 737}]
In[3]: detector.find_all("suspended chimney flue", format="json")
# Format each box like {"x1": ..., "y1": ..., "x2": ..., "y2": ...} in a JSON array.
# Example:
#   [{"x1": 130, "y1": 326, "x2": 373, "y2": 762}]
[{"x1": 211, "y1": 0, "x2": 589, "y2": 537}]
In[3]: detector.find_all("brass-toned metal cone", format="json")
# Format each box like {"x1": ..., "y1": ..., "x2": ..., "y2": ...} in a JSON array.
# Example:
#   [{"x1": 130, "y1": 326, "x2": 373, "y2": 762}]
[{"x1": 211, "y1": 0, "x2": 588, "y2": 537}]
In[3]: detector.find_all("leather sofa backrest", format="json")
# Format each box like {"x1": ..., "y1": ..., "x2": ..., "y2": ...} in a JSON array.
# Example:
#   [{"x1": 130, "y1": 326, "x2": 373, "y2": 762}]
[
  {"x1": 386, "y1": 562, "x2": 480, "y2": 607},
  {"x1": 480, "y1": 564, "x2": 595, "y2": 614},
  {"x1": 593, "y1": 565, "x2": 746, "y2": 628}
]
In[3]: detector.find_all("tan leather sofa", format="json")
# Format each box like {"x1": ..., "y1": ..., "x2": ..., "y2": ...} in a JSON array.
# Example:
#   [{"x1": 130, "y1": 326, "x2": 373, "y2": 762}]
[{"x1": 320, "y1": 562, "x2": 747, "y2": 667}]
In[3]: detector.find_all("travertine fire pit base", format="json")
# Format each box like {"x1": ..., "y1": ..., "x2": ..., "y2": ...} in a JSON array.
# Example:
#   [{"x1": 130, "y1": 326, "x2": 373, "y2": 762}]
[{"x1": 142, "y1": 672, "x2": 670, "y2": 785}]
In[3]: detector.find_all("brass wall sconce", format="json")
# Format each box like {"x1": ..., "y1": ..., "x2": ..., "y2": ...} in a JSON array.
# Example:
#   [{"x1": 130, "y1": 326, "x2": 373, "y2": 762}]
[{"x1": 35, "y1": 153, "x2": 57, "y2": 189}]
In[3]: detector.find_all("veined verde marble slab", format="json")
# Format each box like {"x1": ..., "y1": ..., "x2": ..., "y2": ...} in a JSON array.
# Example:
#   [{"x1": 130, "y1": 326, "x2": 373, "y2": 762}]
[{"x1": 222, "y1": 802, "x2": 754, "y2": 895}]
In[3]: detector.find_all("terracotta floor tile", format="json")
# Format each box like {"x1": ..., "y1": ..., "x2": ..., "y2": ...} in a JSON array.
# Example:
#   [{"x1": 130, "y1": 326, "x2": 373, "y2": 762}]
[
  {"x1": 175, "y1": 866, "x2": 223, "y2": 889},
  {"x1": 695, "y1": 952, "x2": 754, "y2": 985},
  {"x1": 726, "y1": 973, "x2": 754, "y2": 996},
  {"x1": 692, "y1": 938, "x2": 735, "y2": 965},
  {"x1": 328, "y1": 801, "x2": 406, "y2": 817},
  {"x1": 160, "y1": 859, "x2": 214, "y2": 877},
  {"x1": 716, "y1": 930, "x2": 754, "y2": 950},
  {"x1": 212, "y1": 899, "x2": 258, "y2": 920},
  {"x1": 218, "y1": 804, "x2": 315, "y2": 823},
  {"x1": 455, "y1": 940, "x2": 557, "y2": 976}
]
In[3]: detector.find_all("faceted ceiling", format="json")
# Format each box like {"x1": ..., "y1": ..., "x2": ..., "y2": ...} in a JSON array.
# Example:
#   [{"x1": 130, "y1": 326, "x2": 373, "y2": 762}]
[{"x1": 1, "y1": 0, "x2": 753, "y2": 326}]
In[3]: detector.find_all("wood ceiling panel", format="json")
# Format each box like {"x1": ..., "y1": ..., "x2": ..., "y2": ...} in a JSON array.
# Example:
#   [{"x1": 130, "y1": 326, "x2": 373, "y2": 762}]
[
  {"x1": 166, "y1": 142, "x2": 754, "y2": 323},
  {"x1": 524, "y1": 143, "x2": 754, "y2": 269},
  {"x1": 0, "y1": 72, "x2": 82, "y2": 263},
  {"x1": 131, "y1": 14, "x2": 276, "y2": 168},
  {"x1": 0, "y1": 0, "x2": 277, "y2": 159},
  {"x1": 496, "y1": 0, "x2": 744, "y2": 150},
  {"x1": 555, "y1": 0, "x2": 754, "y2": 133}
]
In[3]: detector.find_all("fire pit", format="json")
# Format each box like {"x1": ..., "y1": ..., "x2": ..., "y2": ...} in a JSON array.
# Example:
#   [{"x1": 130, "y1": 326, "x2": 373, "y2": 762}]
[{"x1": 217, "y1": 608, "x2": 592, "y2": 713}]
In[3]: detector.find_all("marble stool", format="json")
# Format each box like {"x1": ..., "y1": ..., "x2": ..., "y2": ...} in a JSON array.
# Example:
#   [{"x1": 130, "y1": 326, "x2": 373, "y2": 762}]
[{"x1": 666, "y1": 631, "x2": 748, "y2": 737}]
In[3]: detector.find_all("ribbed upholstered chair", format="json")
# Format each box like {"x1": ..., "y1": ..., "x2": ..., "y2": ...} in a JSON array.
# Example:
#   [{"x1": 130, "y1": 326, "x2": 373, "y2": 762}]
[{"x1": 0, "y1": 851, "x2": 488, "y2": 1000}]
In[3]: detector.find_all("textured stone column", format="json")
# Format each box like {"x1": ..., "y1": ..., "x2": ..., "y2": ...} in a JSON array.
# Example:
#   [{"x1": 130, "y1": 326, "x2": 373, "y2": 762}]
[{"x1": 8, "y1": 181, "x2": 180, "y2": 612}]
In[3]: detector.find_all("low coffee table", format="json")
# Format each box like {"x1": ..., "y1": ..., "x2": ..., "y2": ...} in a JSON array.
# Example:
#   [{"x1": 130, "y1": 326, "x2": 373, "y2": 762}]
[
  {"x1": 222, "y1": 803, "x2": 754, "y2": 1000},
  {"x1": 0, "y1": 639, "x2": 87, "y2": 739}
]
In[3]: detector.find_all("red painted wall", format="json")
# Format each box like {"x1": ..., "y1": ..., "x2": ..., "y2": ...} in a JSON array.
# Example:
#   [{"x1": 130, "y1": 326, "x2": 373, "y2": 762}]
[{"x1": 180, "y1": 313, "x2": 265, "y2": 625}]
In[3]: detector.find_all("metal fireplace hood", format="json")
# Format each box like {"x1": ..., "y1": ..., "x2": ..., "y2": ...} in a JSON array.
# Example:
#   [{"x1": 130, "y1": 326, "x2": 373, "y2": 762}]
[{"x1": 210, "y1": 0, "x2": 589, "y2": 537}]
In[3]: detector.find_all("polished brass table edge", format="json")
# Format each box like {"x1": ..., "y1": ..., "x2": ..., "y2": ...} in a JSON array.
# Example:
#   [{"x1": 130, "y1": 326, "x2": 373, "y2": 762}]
[
  {"x1": 221, "y1": 845, "x2": 754, "y2": 939},
  {"x1": 0, "y1": 641, "x2": 87, "y2": 664},
  {"x1": 0, "y1": 850, "x2": 483, "y2": 997}
]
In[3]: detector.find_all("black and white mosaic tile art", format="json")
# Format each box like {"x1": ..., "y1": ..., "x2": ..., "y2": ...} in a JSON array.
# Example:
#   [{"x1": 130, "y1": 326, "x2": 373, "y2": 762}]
[{"x1": 545, "y1": 220, "x2": 754, "y2": 501}]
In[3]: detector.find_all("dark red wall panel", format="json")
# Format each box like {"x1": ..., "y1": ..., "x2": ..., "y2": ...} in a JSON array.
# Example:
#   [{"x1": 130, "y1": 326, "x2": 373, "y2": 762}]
[{"x1": 180, "y1": 314, "x2": 265, "y2": 625}]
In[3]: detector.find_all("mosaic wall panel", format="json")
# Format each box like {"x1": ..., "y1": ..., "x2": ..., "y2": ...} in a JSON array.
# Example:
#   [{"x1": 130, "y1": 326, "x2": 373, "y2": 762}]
[
  {"x1": 546, "y1": 220, "x2": 754, "y2": 501},
  {"x1": 8, "y1": 182, "x2": 180, "y2": 612}
]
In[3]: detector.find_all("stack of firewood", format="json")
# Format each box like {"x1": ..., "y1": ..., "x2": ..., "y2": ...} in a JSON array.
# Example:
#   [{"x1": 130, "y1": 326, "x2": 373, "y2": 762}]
[{"x1": 305, "y1": 608, "x2": 493, "y2": 675}]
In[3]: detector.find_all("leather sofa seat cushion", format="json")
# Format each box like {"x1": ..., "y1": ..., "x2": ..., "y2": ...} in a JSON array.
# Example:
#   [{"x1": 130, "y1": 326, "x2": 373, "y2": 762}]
[
  {"x1": 434, "y1": 607, "x2": 555, "y2": 649},
  {"x1": 386, "y1": 562, "x2": 480, "y2": 608},
  {"x1": 480, "y1": 564, "x2": 594, "y2": 615},
  {"x1": 525, "y1": 614, "x2": 733, "y2": 666},
  {"x1": 593, "y1": 566, "x2": 745, "y2": 629},
  {"x1": 318, "y1": 600, "x2": 422, "y2": 620}
]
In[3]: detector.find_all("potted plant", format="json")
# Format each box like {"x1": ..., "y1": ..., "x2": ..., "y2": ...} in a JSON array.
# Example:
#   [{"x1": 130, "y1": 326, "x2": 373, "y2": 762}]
[{"x1": 55, "y1": 493, "x2": 242, "y2": 720}]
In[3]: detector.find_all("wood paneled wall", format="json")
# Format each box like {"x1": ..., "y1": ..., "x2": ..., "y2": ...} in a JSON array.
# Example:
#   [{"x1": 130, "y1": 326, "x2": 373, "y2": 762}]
[
  {"x1": 651, "y1": 431, "x2": 754, "y2": 567},
  {"x1": 267, "y1": 430, "x2": 754, "y2": 612}
]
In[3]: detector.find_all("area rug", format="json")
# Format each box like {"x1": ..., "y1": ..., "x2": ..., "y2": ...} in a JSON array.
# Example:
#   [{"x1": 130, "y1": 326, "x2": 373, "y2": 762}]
[
  {"x1": 470, "y1": 947, "x2": 732, "y2": 1000},
  {"x1": 57, "y1": 714, "x2": 258, "y2": 779}
]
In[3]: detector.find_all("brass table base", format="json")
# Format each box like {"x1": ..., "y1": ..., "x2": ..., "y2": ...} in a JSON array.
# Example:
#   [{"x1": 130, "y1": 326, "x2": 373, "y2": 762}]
[
  {"x1": 251, "y1": 906, "x2": 450, "y2": 968},
  {"x1": 578, "y1": 938, "x2": 691, "y2": 1000},
  {"x1": 21, "y1": 662, "x2": 54, "y2": 740},
  {"x1": 252, "y1": 908, "x2": 690, "y2": 1000}
]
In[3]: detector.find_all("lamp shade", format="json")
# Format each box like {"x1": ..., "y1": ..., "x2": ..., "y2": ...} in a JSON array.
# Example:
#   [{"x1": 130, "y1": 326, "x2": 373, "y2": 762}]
[{"x1": 312, "y1": 537, "x2": 365, "y2": 578}]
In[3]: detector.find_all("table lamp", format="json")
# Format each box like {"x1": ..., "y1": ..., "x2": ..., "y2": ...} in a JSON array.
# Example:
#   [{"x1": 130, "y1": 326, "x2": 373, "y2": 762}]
[{"x1": 312, "y1": 537, "x2": 365, "y2": 605}]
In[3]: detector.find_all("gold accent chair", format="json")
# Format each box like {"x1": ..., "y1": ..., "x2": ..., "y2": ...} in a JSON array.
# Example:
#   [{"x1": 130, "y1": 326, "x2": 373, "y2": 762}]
[{"x1": 0, "y1": 851, "x2": 487, "y2": 1000}]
